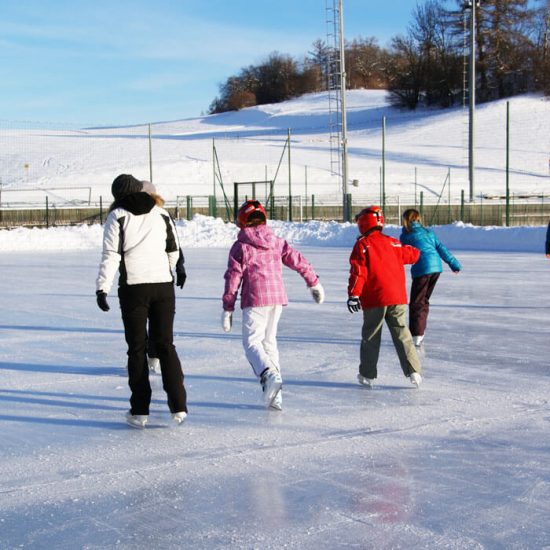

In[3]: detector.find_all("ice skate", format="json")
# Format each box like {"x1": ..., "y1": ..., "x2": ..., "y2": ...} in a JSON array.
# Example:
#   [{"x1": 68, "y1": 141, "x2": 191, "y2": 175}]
[
  {"x1": 125, "y1": 411, "x2": 148, "y2": 429},
  {"x1": 171, "y1": 411, "x2": 187, "y2": 425},
  {"x1": 269, "y1": 389, "x2": 282, "y2": 411},
  {"x1": 412, "y1": 335, "x2": 424, "y2": 347},
  {"x1": 261, "y1": 368, "x2": 283, "y2": 409},
  {"x1": 410, "y1": 372, "x2": 422, "y2": 388},
  {"x1": 148, "y1": 356, "x2": 161, "y2": 374},
  {"x1": 357, "y1": 373, "x2": 374, "y2": 388}
]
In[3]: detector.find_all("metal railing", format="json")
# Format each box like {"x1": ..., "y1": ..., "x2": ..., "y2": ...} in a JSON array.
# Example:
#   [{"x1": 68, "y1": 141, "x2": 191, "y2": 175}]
[{"x1": 1, "y1": 192, "x2": 549, "y2": 229}]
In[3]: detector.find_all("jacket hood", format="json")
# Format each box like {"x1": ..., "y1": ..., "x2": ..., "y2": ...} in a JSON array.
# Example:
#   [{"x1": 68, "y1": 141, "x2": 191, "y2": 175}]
[
  {"x1": 238, "y1": 224, "x2": 277, "y2": 249},
  {"x1": 110, "y1": 192, "x2": 156, "y2": 215},
  {"x1": 400, "y1": 221, "x2": 422, "y2": 237}
]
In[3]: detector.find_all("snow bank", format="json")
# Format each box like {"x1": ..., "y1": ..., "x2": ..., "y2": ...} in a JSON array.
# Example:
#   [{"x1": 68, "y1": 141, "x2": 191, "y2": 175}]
[{"x1": 0, "y1": 215, "x2": 546, "y2": 253}]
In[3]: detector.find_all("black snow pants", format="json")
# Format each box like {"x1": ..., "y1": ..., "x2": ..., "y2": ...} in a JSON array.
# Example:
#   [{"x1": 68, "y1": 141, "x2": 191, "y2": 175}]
[
  {"x1": 409, "y1": 272, "x2": 440, "y2": 337},
  {"x1": 118, "y1": 282, "x2": 187, "y2": 416}
]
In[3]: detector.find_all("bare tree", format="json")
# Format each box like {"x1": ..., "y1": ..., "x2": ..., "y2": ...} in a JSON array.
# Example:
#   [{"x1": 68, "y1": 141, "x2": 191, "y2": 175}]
[
  {"x1": 532, "y1": 0, "x2": 550, "y2": 93},
  {"x1": 346, "y1": 37, "x2": 388, "y2": 89},
  {"x1": 387, "y1": 0, "x2": 461, "y2": 108}
]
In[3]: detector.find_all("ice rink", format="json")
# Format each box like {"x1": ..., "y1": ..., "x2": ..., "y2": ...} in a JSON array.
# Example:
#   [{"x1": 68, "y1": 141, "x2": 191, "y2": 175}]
[{"x1": 1, "y1": 247, "x2": 549, "y2": 549}]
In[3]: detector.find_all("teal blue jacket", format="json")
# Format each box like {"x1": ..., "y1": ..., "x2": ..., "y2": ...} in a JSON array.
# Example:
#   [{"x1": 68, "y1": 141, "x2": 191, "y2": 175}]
[{"x1": 400, "y1": 222, "x2": 461, "y2": 278}]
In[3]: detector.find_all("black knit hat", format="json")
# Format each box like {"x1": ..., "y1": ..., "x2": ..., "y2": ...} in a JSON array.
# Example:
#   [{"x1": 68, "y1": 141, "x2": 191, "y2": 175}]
[{"x1": 111, "y1": 174, "x2": 143, "y2": 200}]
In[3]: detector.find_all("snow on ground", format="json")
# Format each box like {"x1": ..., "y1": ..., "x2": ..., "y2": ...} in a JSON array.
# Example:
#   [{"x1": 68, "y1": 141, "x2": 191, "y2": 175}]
[
  {"x1": 0, "y1": 219, "x2": 549, "y2": 548},
  {"x1": 0, "y1": 215, "x2": 547, "y2": 253},
  {"x1": 2, "y1": 90, "x2": 550, "y2": 203}
]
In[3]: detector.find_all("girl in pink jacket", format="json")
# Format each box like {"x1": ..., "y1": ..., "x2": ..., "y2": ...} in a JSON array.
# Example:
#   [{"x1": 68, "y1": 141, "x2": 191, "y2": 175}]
[{"x1": 222, "y1": 200, "x2": 324, "y2": 410}]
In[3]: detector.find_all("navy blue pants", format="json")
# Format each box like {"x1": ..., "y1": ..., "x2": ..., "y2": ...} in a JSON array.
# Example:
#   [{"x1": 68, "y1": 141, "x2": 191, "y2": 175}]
[{"x1": 118, "y1": 282, "x2": 187, "y2": 416}]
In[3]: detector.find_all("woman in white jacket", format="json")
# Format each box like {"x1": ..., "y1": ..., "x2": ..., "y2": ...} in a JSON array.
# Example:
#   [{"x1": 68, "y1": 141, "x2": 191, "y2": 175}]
[{"x1": 96, "y1": 174, "x2": 188, "y2": 428}]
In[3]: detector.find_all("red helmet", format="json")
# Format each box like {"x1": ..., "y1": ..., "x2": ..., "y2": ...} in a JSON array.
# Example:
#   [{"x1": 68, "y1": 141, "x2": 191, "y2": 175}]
[
  {"x1": 236, "y1": 200, "x2": 267, "y2": 228},
  {"x1": 355, "y1": 206, "x2": 384, "y2": 234}
]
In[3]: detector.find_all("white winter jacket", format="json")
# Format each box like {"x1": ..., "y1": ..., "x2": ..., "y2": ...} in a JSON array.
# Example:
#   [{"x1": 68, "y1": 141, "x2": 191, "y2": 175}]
[{"x1": 96, "y1": 193, "x2": 180, "y2": 293}]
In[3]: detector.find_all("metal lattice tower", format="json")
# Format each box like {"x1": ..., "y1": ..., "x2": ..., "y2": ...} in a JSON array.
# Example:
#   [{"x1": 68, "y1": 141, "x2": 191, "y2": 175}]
[
  {"x1": 325, "y1": 0, "x2": 342, "y2": 183},
  {"x1": 462, "y1": 7, "x2": 470, "y2": 165},
  {"x1": 462, "y1": 8, "x2": 469, "y2": 109}
]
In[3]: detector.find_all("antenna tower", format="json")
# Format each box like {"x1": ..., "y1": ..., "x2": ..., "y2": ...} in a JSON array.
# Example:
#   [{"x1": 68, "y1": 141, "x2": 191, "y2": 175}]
[{"x1": 325, "y1": 0, "x2": 342, "y2": 183}]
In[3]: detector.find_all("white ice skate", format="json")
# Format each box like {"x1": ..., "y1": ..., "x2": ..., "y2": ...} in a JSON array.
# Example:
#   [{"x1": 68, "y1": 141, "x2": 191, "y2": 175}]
[
  {"x1": 357, "y1": 374, "x2": 374, "y2": 388},
  {"x1": 412, "y1": 335, "x2": 424, "y2": 347},
  {"x1": 125, "y1": 411, "x2": 148, "y2": 429},
  {"x1": 269, "y1": 389, "x2": 283, "y2": 411},
  {"x1": 171, "y1": 411, "x2": 187, "y2": 425},
  {"x1": 261, "y1": 368, "x2": 283, "y2": 409},
  {"x1": 148, "y1": 356, "x2": 161, "y2": 374},
  {"x1": 410, "y1": 372, "x2": 422, "y2": 388}
]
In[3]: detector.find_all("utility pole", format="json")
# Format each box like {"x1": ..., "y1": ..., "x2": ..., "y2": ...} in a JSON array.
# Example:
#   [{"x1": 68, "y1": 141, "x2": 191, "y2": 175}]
[
  {"x1": 338, "y1": 0, "x2": 349, "y2": 221},
  {"x1": 464, "y1": 1, "x2": 479, "y2": 202},
  {"x1": 288, "y1": 128, "x2": 292, "y2": 221},
  {"x1": 506, "y1": 101, "x2": 510, "y2": 226}
]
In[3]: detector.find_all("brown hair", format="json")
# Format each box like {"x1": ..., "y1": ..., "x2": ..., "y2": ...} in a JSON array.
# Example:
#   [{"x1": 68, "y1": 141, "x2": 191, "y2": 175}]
[
  {"x1": 150, "y1": 193, "x2": 165, "y2": 207},
  {"x1": 108, "y1": 192, "x2": 165, "y2": 213},
  {"x1": 402, "y1": 209, "x2": 421, "y2": 232}
]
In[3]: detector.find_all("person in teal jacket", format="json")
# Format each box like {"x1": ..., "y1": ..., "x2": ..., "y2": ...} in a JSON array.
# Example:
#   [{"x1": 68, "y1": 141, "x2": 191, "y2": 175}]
[{"x1": 400, "y1": 209, "x2": 461, "y2": 346}]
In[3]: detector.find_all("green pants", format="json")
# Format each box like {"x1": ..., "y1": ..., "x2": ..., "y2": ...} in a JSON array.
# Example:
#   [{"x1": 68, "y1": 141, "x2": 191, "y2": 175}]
[{"x1": 359, "y1": 304, "x2": 421, "y2": 379}]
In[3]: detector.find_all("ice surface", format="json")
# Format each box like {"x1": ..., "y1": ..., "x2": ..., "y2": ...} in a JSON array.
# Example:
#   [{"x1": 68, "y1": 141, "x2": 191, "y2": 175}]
[{"x1": 1, "y1": 245, "x2": 549, "y2": 549}]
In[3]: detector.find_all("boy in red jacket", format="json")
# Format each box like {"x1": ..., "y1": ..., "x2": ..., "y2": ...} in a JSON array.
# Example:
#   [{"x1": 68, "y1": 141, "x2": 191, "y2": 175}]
[{"x1": 347, "y1": 206, "x2": 422, "y2": 388}]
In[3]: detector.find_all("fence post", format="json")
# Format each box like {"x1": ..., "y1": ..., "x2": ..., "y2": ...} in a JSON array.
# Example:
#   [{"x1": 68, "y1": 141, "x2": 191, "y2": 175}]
[
  {"x1": 460, "y1": 190, "x2": 464, "y2": 222},
  {"x1": 414, "y1": 167, "x2": 417, "y2": 207},
  {"x1": 311, "y1": 194, "x2": 315, "y2": 220},
  {"x1": 397, "y1": 195, "x2": 401, "y2": 224},
  {"x1": 480, "y1": 193, "x2": 483, "y2": 226},
  {"x1": 448, "y1": 168, "x2": 452, "y2": 224},
  {"x1": 46, "y1": 196, "x2": 49, "y2": 228},
  {"x1": 186, "y1": 196, "x2": 192, "y2": 221},
  {"x1": 288, "y1": 194, "x2": 293, "y2": 222},
  {"x1": 99, "y1": 196, "x2": 103, "y2": 224},
  {"x1": 420, "y1": 191, "x2": 424, "y2": 218},
  {"x1": 345, "y1": 193, "x2": 352, "y2": 223},
  {"x1": 209, "y1": 195, "x2": 217, "y2": 218}
]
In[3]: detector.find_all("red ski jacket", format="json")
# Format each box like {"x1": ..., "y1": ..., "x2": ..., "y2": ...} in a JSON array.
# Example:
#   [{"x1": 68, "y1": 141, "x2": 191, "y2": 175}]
[{"x1": 348, "y1": 230, "x2": 420, "y2": 308}]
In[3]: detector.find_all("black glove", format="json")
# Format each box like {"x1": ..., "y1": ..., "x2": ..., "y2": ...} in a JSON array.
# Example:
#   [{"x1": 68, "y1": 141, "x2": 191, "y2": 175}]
[
  {"x1": 347, "y1": 296, "x2": 361, "y2": 314},
  {"x1": 96, "y1": 290, "x2": 110, "y2": 312},
  {"x1": 176, "y1": 250, "x2": 187, "y2": 289}
]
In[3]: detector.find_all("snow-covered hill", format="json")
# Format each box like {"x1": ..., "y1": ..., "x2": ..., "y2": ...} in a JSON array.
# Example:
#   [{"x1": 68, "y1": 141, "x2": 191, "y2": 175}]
[{"x1": 2, "y1": 90, "x2": 549, "y2": 204}]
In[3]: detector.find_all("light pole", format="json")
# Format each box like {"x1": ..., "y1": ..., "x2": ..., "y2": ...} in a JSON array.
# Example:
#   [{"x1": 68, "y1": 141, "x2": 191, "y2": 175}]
[
  {"x1": 464, "y1": 1, "x2": 479, "y2": 202},
  {"x1": 338, "y1": 0, "x2": 350, "y2": 221}
]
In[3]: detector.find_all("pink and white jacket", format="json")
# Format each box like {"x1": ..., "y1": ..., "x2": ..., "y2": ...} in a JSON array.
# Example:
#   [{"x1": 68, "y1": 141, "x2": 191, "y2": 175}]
[{"x1": 223, "y1": 224, "x2": 319, "y2": 311}]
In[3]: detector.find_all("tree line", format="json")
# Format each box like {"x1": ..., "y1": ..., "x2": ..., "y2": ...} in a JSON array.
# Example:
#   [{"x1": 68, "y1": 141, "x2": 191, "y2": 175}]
[{"x1": 209, "y1": 0, "x2": 549, "y2": 113}]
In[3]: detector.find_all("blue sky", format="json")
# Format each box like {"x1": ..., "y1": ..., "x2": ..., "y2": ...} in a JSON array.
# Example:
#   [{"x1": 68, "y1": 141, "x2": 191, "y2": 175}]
[{"x1": 1, "y1": 0, "x2": 424, "y2": 125}]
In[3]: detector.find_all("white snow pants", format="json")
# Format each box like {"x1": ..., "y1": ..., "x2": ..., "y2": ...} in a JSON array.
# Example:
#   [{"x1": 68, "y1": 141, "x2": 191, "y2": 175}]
[{"x1": 242, "y1": 305, "x2": 283, "y2": 378}]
